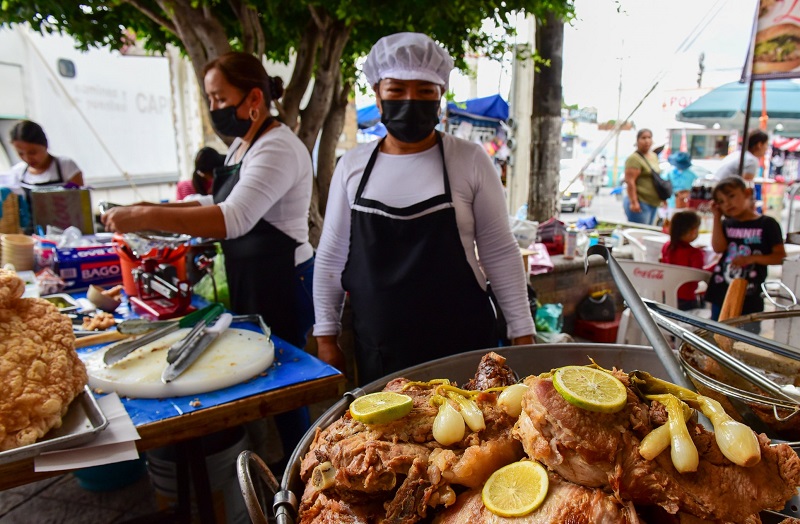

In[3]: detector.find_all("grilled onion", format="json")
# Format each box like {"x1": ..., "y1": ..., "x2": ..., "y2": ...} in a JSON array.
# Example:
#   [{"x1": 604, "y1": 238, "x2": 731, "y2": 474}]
[
  {"x1": 639, "y1": 423, "x2": 671, "y2": 460},
  {"x1": 432, "y1": 395, "x2": 465, "y2": 446},
  {"x1": 498, "y1": 383, "x2": 529, "y2": 417},
  {"x1": 697, "y1": 396, "x2": 761, "y2": 467},
  {"x1": 447, "y1": 392, "x2": 486, "y2": 432},
  {"x1": 660, "y1": 394, "x2": 699, "y2": 473}
]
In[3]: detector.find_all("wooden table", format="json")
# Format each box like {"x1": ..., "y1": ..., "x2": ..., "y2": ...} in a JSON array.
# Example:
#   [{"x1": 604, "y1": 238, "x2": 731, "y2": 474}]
[{"x1": 0, "y1": 371, "x2": 345, "y2": 491}]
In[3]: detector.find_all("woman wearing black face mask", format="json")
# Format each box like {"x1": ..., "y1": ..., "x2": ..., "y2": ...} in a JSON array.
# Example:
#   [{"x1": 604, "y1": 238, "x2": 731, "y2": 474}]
[
  {"x1": 102, "y1": 52, "x2": 315, "y2": 349},
  {"x1": 313, "y1": 32, "x2": 535, "y2": 385}
]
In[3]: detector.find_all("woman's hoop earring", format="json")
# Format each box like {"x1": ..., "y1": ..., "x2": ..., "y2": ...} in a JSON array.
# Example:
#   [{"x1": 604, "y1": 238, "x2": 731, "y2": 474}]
[{"x1": 249, "y1": 107, "x2": 259, "y2": 121}]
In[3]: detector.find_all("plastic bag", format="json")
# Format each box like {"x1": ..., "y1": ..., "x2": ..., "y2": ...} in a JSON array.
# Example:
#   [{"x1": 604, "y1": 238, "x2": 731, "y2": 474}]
[
  {"x1": 527, "y1": 243, "x2": 554, "y2": 276},
  {"x1": 508, "y1": 216, "x2": 539, "y2": 248},
  {"x1": 192, "y1": 246, "x2": 231, "y2": 309},
  {"x1": 535, "y1": 303, "x2": 563, "y2": 333}
]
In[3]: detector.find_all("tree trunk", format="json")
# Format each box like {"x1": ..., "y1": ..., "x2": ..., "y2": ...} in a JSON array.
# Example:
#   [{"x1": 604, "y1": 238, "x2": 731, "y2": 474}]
[
  {"x1": 281, "y1": 18, "x2": 321, "y2": 130},
  {"x1": 528, "y1": 13, "x2": 564, "y2": 223},
  {"x1": 317, "y1": 77, "x2": 351, "y2": 216},
  {"x1": 296, "y1": 20, "x2": 351, "y2": 151}
]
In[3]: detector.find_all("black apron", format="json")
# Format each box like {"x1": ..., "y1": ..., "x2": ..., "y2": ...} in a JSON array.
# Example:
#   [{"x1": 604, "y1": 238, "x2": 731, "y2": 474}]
[
  {"x1": 212, "y1": 120, "x2": 304, "y2": 348},
  {"x1": 341, "y1": 133, "x2": 497, "y2": 385},
  {"x1": 21, "y1": 157, "x2": 64, "y2": 201}
]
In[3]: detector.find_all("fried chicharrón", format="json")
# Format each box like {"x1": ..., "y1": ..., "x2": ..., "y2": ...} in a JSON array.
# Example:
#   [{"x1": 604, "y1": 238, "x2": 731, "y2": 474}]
[{"x1": 0, "y1": 269, "x2": 87, "y2": 452}]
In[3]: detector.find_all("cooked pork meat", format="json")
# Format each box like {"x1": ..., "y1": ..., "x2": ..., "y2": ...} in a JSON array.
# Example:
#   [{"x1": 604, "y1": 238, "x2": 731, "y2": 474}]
[
  {"x1": 298, "y1": 352, "x2": 522, "y2": 524},
  {"x1": 513, "y1": 370, "x2": 800, "y2": 522},
  {"x1": 0, "y1": 269, "x2": 87, "y2": 451},
  {"x1": 463, "y1": 351, "x2": 517, "y2": 390},
  {"x1": 432, "y1": 472, "x2": 637, "y2": 524}
]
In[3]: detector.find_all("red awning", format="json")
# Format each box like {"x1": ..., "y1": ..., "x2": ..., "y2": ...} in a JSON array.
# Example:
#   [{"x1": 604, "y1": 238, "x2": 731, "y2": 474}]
[{"x1": 773, "y1": 137, "x2": 800, "y2": 152}]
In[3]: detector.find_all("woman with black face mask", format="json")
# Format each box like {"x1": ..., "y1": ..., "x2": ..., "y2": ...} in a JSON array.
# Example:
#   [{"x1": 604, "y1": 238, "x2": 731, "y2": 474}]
[
  {"x1": 102, "y1": 51, "x2": 315, "y2": 346},
  {"x1": 313, "y1": 32, "x2": 535, "y2": 386}
]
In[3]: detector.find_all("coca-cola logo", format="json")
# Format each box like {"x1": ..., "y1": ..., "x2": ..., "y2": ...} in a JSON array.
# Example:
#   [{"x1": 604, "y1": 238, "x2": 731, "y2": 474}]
[{"x1": 633, "y1": 268, "x2": 664, "y2": 280}]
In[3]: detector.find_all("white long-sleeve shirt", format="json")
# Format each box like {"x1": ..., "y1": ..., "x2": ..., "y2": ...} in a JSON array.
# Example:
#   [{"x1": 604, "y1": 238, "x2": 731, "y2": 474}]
[
  {"x1": 196, "y1": 124, "x2": 313, "y2": 265},
  {"x1": 313, "y1": 133, "x2": 535, "y2": 339}
]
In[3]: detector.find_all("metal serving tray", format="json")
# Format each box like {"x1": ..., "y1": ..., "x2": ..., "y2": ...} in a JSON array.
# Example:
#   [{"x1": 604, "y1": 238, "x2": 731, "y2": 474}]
[
  {"x1": 41, "y1": 293, "x2": 80, "y2": 313},
  {"x1": 0, "y1": 386, "x2": 109, "y2": 465}
]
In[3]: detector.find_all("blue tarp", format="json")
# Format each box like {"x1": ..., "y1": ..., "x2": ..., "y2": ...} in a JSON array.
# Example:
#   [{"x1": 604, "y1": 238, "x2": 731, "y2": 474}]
[
  {"x1": 357, "y1": 104, "x2": 381, "y2": 129},
  {"x1": 447, "y1": 94, "x2": 509, "y2": 122},
  {"x1": 356, "y1": 94, "x2": 509, "y2": 136}
]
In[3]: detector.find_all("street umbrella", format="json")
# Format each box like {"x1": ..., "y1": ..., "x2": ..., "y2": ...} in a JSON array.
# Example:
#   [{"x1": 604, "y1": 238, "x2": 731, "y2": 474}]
[{"x1": 677, "y1": 80, "x2": 800, "y2": 134}]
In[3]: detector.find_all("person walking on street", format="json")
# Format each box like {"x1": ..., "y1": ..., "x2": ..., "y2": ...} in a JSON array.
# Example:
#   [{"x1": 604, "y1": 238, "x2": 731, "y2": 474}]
[
  {"x1": 623, "y1": 129, "x2": 663, "y2": 224},
  {"x1": 666, "y1": 151, "x2": 697, "y2": 211},
  {"x1": 713, "y1": 130, "x2": 769, "y2": 182},
  {"x1": 312, "y1": 32, "x2": 535, "y2": 386}
]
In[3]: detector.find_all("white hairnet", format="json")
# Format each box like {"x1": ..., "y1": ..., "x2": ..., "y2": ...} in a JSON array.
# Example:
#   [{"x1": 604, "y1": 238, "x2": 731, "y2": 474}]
[{"x1": 363, "y1": 32, "x2": 454, "y2": 91}]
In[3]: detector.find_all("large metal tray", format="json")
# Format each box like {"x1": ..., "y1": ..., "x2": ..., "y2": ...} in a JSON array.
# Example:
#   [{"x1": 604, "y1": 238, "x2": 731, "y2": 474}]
[
  {"x1": 279, "y1": 344, "x2": 667, "y2": 516},
  {"x1": 0, "y1": 386, "x2": 109, "y2": 465}
]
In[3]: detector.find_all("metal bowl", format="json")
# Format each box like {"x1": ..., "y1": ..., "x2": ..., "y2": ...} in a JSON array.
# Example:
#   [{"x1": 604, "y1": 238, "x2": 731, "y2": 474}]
[{"x1": 679, "y1": 310, "x2": 800, "y2": 440}]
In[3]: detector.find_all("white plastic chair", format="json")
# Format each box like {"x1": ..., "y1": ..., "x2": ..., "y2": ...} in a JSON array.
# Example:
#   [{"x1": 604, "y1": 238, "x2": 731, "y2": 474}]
[
  {"x1": 621, "y1": 229, "x2": 668, "y2": 262},
  {"x1": 615, "y1": 260, "x2": 711, "y2": 346}
]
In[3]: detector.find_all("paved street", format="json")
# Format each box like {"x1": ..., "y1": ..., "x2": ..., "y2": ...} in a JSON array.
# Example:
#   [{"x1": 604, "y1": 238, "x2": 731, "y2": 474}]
[{"x1": 560, "y1": 187, "x2": 628, "y2": 224}]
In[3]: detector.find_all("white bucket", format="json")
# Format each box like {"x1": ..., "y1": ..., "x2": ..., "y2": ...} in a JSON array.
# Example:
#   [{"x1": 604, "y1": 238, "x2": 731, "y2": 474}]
[{"x1": 146, "y1": 427, "x2": 250, "y2": 524}]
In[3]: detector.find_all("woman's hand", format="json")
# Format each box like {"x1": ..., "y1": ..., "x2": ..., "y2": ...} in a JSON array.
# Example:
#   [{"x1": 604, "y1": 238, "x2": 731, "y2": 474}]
[
  {"x1": 101, "y1": 206, "x2": 147, "y2": 233},
  {"x1": 630, "y1": 200, "x2": 642, "y2": 213},
  {"x1": 316, "y1": 335, "x2": 346, "y2": 372}
]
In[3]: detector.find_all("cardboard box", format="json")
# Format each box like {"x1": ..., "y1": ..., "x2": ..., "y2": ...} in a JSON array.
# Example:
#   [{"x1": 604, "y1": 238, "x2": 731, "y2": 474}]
[
  {"x1": 30, "y1": 188, "x2": 94, "y2": 234},
  {"x1": 56, "y1": 244, "x2": 122, "y2": 291}
]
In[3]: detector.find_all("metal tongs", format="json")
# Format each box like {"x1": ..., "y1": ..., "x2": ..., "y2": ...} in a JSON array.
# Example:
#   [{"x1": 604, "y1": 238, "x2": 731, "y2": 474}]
[
  {"x1": 161, "y1": 312, "x2": 233, "y2": 383},
  {"x1": 585, "y1": 245, "x2": 696, "y2": 391},
  {"x1": 643, "y1": 306, "x2": 800, "y2": 407},
  {"x1": 642, "y1": 299, "x2": 800, "y2": 363}
]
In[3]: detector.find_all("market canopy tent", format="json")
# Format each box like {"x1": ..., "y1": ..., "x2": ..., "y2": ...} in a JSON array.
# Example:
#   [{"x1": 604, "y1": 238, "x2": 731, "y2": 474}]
[
  {"x1": 446, "y1": 94, "x2": 509, "y2": 129},
  {"x1": 677, "y1": 80, "x2": 800, "y2": 135}
]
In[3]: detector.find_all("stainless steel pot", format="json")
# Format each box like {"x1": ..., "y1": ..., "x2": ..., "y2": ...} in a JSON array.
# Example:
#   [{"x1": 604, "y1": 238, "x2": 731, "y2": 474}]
[{"x1": 273, "y1": 343, "x2": 667, "y2": 523}]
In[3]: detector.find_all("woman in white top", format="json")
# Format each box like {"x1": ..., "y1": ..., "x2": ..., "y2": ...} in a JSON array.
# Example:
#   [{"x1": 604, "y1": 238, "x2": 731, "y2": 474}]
[
  {"x1": 313, "y1": 33, "x2": 535, "y2": 385},
  {"x1": 102, "y1": 52, "x2": 315, "y2": 349},
  {"x1": 9, "y1": 120, "x2": 84, "y2": 188}
]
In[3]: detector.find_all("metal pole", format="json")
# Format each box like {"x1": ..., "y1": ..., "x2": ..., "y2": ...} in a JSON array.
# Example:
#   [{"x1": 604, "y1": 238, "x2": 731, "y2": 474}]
[
  {"x1": 612, "y1": 44, "x2": 624, "y2": 186},
  {"x1": 738, "y1": 79, "x2": 756, "y2": 176}
]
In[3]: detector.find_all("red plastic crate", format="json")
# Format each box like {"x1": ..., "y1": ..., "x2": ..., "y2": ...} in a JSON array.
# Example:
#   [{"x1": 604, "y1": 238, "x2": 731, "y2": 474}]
[{"x1": 573, "y1": 314, "x2": 622, "y2": 343}]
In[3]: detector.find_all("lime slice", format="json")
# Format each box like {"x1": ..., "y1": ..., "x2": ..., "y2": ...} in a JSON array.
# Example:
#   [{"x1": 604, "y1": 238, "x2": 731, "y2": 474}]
[
  {"x1": 552, "y1": 366, "x2": 627, "y2": 414},
  {"x1": 349, "y1": 391, "x2": 414, "y2": 424},
  {"x1": 482, "y1": 460, "x2": 549, "y2": 517}
]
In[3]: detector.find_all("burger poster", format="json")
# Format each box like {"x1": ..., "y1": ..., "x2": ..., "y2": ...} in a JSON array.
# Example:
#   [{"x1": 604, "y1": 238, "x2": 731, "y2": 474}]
[{"x1": 750, "y1": 0, "x2": 800, "y2": 78}]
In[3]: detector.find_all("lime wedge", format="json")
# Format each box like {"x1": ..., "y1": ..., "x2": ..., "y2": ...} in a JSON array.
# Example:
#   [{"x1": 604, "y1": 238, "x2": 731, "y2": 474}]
[
  {"x1": 349, "y1": 391, "x2": 414, "y2": 424},
  {"x1": 482, "y1": 460, "x2": 549, "y2": 517},
  {"x1": 552, "y1": 366, "x2": 627, "y2": 414}
]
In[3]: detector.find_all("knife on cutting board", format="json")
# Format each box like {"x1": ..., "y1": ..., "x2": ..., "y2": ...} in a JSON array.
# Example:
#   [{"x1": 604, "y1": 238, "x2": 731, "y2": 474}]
[
  {"x1": 162, "y1": 313, "x2": 233, "y2": 383},
  {"x1": 102, "y1": 303, "x2": 224, "y2": 366}
]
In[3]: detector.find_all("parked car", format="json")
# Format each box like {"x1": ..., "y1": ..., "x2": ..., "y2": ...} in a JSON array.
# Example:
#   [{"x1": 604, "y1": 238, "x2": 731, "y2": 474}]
[
  {"x1": 559, "y1": 158, "x2": 596, "y2": 212},
  {"x1": 559, "y1": 176, "x2": 587, "y2": 213}
]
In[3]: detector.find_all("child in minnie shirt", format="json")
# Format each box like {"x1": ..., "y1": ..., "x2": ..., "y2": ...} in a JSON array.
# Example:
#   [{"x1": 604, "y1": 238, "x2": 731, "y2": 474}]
[{"x1": 706, "y1": 177, "x2": 786, "y2": 332}]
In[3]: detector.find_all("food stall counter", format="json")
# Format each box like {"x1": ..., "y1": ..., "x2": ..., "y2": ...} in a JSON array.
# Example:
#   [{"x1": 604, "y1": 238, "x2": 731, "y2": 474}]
[{"x1": 0, "y1": 293, "x2": 346, "y2": 491}]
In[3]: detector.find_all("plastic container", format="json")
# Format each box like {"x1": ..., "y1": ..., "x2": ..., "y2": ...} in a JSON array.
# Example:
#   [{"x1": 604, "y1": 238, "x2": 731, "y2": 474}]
[
  {"x1": 113, "y1": 235, "x2": 188, "y2": 296},
  {"x1": 611, "y1": 227, "x2": 624, "y2": 249},
  {"x1": 564, "y1": 225, "x2": 578, "y2": 260},
  {"x1": 146, "y1": 427, "x2": 250, "y2": 524}
]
